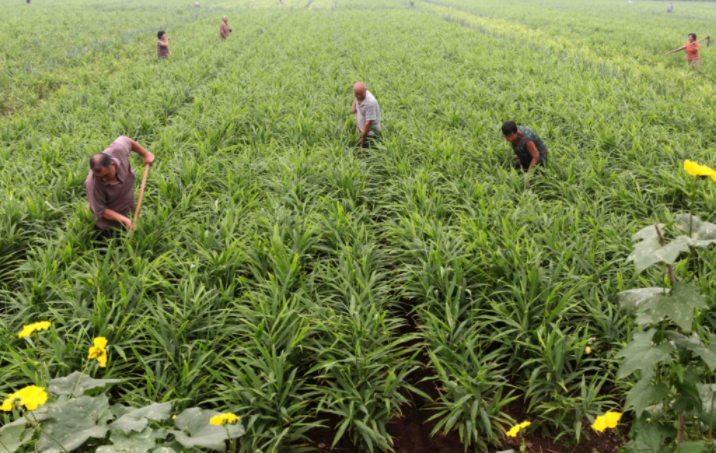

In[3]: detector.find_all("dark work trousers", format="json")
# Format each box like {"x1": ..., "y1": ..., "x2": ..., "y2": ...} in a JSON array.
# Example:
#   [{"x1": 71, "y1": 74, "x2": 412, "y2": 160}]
[
  {"x1": 95, "y1": 226, "x2": 119, "y2": 240},
  {"x1": 360, "y1": 136, "x2": 376, "y2": 149}
]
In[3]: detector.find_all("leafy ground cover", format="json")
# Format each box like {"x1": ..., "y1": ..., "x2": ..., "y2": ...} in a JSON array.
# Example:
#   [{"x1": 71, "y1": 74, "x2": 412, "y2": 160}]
[{"x1": 2, "y1": 0, "x2": 716, "y2": 451}]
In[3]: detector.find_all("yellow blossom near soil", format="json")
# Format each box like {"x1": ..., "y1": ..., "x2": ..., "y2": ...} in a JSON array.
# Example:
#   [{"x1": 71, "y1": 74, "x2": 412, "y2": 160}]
[
  {"x1": 210, "y1": 413, "x2": 240, "y2": 425},
  {"x1": 88, "y1": 337, "x2": 108, "y2": 368},
  {"x1": 18, "y1": 321, "x2": 51, "y2": 339},
  {"x1": 591, "y1": 411, "x2": 622, "y2": 433},
  {"x1": 1, "y1": 385, "x2": 48, "y2": 411},
  {"x1": 684, "y1": 160, "x2": 716, "y2": 182},
  {"x1": 585, "y1": 347, "x2": 592, "y2": 354},
  {"x1": 505, "y1": 421, "x2": 531, "y2": 437}
]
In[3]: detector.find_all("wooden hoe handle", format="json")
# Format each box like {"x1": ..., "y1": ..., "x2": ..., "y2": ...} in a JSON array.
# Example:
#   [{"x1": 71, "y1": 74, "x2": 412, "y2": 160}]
[{"x1": 133, "y1": 163, "x2": 151, "y2": 226}]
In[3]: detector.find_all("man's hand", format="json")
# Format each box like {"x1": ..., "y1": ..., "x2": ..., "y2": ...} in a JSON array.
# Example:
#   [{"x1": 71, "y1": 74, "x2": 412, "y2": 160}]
[
  {"x1": 128, "y1": 138, "x2": 155, "y2": 165},
  {"x1": 118, "y1": 215, "x2": 133, "y2": 231}
]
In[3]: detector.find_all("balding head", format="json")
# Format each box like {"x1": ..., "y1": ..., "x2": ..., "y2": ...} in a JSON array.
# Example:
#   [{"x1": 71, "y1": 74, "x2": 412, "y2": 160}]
[
  {"x1": 89, "y1": 153, "x2": 116, "y2": 183},
  {"x1": 354, "y1": 81, "x2": 366, "y2": 101},
  {"x1": 223, "y1": 16, "x2": 228, "y2": 22}
]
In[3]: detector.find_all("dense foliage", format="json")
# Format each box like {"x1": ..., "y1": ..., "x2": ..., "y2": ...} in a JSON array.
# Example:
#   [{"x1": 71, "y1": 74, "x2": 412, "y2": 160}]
[{"x1": 2, "y1": 0, "x2": 716, "y2": 451}]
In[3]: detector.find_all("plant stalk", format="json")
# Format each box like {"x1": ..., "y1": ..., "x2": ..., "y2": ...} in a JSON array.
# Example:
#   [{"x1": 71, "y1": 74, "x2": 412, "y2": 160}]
[
  {"x1": 71, "y1": 360, "x2": 90, "y2": 399},
  {"x1": 654, "y1": 224, "x2": 677, "y2": 285},
  {"x1": 27, "y1": 410, "x2": 70, "y2": 453},
  {"x1": 655, "y1": 223, "x2": 683, "y2": 443}
]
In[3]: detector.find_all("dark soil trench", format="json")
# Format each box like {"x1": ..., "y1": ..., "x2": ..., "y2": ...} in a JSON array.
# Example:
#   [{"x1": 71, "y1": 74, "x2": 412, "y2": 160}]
[{"x1": 302, "y1": 310, "x2": 628, "y2": 453}]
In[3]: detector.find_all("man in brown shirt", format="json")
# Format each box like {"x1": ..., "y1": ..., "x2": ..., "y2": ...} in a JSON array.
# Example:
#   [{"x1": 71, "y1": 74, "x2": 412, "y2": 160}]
[
  {"x1": 219, "y1": 16, "x2": 231, "y2": 40},
  {"x1": 85, "y1": 137, "x2": 155, "y2": 237}
]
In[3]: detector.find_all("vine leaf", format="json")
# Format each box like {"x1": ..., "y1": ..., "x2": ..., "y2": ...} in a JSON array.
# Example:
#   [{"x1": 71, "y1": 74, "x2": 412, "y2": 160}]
[
  {"x1": 624, "y1": 378, "x2": 670, "y2": 417},
  {"x1": 48, "y1": 372, "x2": 121, "y2": 397},
  {"x1": 616, "y1": 329, "x2": 674, "y2": 380},
  {"x1": 0, "y1": 425, "x2": 27, "y2": 453},
  {"x1": 676, "y1": 440, "x2": 710, "y2": 453},
  {"x1": 618, "y1": 287, "x2": 669, "y2": 311},
  {"x1": 697, "y1": 384, "x2": 716, "y2": 426},
  {"x1": 37, "y1": 395, "x2": 112, "y2": 453},
  {"x1": 675, "y1": 214, "x2": 716, "y2": 248},
  {"x1": 627, "y1": 225, "x2": 690, "y2": 274},
  {"x1": 666, "y1": 332, "x2": 716, "y2": 371},
  {"x1": 635, "y1": 282, "x2": 707, "y2": 333},
  {"x1": 97, "y1": 428, "x2": 156, "y2": 453},
  {"x1": 109, "y1": 403, "x2": 172, "y2": 434},
  {"x1": 169, "y1": 408, "x2": 244, "y2": 452}
]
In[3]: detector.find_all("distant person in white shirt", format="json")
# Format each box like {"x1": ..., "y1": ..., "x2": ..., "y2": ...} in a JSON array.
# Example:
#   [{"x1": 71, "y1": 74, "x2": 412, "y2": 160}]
[
  {"x1": 351, "y1": 82, "x2": 381, "y2": 149},
  {"x1": 667, "y1": 3, "x2": 673, "y2": 12}
]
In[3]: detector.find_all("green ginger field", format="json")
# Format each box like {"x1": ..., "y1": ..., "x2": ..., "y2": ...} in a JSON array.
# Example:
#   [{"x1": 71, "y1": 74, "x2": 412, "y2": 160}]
[{"x1": 3, "y1": 0, "x2": 716, "y2": 451}]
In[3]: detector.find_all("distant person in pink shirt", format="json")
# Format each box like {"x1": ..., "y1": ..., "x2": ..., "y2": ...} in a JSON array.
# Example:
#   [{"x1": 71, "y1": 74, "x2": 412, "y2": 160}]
[
  {"x1": 194, "y1": 1, "x2": 200, "y2": 7},
  {"x1": 157, "y1": 31, "x2": 170, "y2": 59},
  {"x1": 219, "y1": 16, "x2": 232, "y2": 39}
]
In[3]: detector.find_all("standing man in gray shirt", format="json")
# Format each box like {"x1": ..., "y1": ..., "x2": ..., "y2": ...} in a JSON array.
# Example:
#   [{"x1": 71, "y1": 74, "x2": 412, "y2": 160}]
[
  {"x1": 85, "y1": 137, "x2": 155, "y2": 238},
  {"x1": 351, "y1": 81, "x2": 381, "y2": 149}
]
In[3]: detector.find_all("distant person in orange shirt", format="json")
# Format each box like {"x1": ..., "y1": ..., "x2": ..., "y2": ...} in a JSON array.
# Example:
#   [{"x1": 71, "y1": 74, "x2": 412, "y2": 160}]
[{"x1": 664, "y1": 33, "x2": 710, "y2": 68}]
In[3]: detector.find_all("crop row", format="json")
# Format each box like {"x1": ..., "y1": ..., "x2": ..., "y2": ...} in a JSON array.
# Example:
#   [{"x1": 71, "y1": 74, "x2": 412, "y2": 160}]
[{"x1": 2, "y1": 0, "x2": 716, "y2": 450}]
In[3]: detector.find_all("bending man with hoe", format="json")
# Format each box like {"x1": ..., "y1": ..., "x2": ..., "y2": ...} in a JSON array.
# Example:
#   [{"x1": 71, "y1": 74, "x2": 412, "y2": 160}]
[
  {"x1": 351, "y1": 81, "x2": 381, "y2": 149},
  {"x1": 664, "y1": 33, "x2": 710, "y2": 68},
  {"x1": 220, "y1": 16, "x2": 232, "y2": 40},
  {"x1": 85, "y1": 137, "x2": 155, "y2": 239},
  {"x1": 502, "y1": 121, "x2": 548, "y2": 174}
]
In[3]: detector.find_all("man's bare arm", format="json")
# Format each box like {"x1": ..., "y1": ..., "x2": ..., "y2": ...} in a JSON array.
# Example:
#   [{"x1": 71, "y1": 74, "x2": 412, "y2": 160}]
[
  {"x1": 127, "y1": 138, "x2": 155, "y2": 165},
  {"x1": 525, "y1": 141, "x2": 540, "y2": 173},
  {"x1": 361, "y1": 120, "x2": 372, "y2": 140},
  {"x1": 103, "y1": 209, "x2": 132, "y2": 230}
]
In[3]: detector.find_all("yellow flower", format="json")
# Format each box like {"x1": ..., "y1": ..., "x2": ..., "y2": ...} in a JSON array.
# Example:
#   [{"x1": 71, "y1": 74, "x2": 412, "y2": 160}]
[
  {"x1": 1, "y1": 385, "x2": 48, "y2": 412},
  {"x1": 585, "y1": 347, "x2": 592, "y2": 354},
  {"x1": 18, "y1": 321, "x2": 51, "y2": 339},
  {"x1": 88, "y1": 337, "x2": 108, "y2": 368},
  {"x1": 505, "y1": 421, "x2": 531, "y2": 437},
  {"x1": 172, "y1": 415, "x2": 177, "y2": 420},
  {"x1": 591, "y1": 412, "x2": 622, "y2": 433},
  {"x1": 210, "y1": 413, "x2": 240, "y2": 426},
  {"x1": 684, "y1": 160, "x2": 716, "y2": 183},
  {"x1": 603, "y1": 411, "x2": 621, "y2": 428}
]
